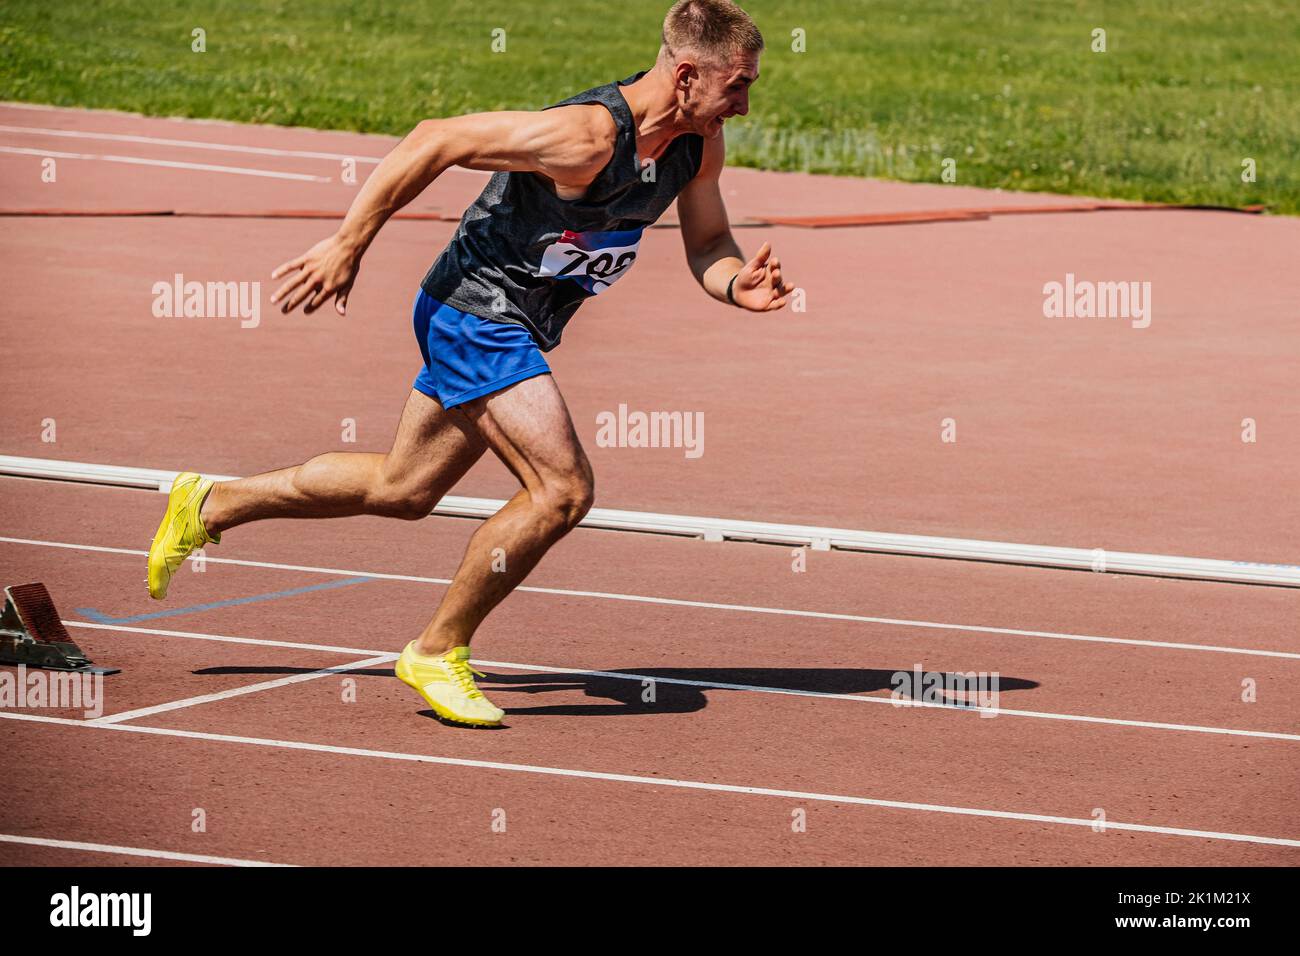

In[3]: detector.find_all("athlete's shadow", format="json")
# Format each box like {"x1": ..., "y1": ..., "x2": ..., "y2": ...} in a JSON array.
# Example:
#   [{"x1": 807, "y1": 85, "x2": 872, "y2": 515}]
[
  {"x1": 476, "y1": 667, "x2": 1038, "y2": 717},
  {"x1": 196, "y1": 665, "x2": 1037, "y2": 718}
]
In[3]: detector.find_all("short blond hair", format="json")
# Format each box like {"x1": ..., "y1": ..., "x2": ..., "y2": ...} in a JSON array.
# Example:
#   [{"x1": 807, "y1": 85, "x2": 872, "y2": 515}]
[{"x1": 661, "y1": 0, "x2": 764, "y2": 66}]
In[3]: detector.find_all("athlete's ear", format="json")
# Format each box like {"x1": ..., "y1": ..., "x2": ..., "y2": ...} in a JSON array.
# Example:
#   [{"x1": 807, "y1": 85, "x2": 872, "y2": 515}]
[{"x1": 673, "y1": 58, "x2": 696, "y2": 91}]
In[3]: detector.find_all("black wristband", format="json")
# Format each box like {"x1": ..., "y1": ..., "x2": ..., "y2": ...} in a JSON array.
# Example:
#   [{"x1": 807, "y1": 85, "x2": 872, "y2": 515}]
[{"x1": 726, "y1": 273, "x2": 739, "y2": 306}]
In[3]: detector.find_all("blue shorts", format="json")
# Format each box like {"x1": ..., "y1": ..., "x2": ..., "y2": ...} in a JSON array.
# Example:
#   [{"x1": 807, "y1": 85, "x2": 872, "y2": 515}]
[{"x1": 411, "y1": 291, "x2": 550, "y2": 409}]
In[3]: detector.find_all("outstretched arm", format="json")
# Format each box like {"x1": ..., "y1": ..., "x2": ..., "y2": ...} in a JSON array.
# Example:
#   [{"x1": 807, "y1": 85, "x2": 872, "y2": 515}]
[
  {"x1": 272, "y1": 107, "x2": 616, "y2": 315},
  {"x1": 676, "y1": 133, "x2": 793, "y2": 312}
]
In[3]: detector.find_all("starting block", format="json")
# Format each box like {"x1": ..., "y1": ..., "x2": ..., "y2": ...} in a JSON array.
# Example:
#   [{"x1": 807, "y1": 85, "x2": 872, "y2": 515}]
[{"x1": 0, "y1": 583, "x2": 119, "y2": 674}]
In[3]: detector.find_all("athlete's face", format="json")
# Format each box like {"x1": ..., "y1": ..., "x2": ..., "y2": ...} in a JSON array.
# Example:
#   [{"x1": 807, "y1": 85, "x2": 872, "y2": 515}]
[{"x1": 687, "y1": 52, "x2": 759, "y2": 137}]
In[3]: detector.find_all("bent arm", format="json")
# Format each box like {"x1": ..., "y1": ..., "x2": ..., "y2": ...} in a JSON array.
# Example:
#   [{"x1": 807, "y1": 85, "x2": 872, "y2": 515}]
[
  {"x1": 272, "y1": 106, "x2": 615, "y2": 314},
  {"x1": 676, "y1": 134, "x2": 745, "y2": 303},
  {"x1": 677, "y1": 134, "x2": 794, "y2": 313}
]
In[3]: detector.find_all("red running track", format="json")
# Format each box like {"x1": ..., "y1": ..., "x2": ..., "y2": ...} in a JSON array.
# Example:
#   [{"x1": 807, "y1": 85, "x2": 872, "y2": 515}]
[
  {"x1": 0, "y1": 104, "x2": 1296, "y2": 866},
  {"x1": 2, "y1": 479, "x2": 1297, "y2": 866},
  {"x1": 3, "y1": 103, "x2": 1298, "y2": 560}
]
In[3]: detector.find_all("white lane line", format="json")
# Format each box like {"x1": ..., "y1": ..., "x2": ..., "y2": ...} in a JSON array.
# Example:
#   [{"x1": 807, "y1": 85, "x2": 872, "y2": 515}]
[
  {"x1": 69, "y1": 619, "x2": 384, "y2": 656},
  {"x1": 0, "y1": 832, "x2": 293, "y2": 866},
  {"x1": 0, "y1": 123, "x2": 490, "y2": 174},
  {"x1": 4, "y1": 711, "x2": 1297, "y2": 848},
  {"x1": 4, "y1": 534, "x2": 1297, "y2": 660},
  {"x1": 62, "y1": 620, "x2": 1300, "y2": 742},
  {"x1": 0, "y1": 122, "x2": 384, "y2": 162},
  {"x1": 0, "y1": 145, "x2": 330, "y2": 182},
  {"x1": 90, "y1": 653, "x2": 395, "y2": 725}
]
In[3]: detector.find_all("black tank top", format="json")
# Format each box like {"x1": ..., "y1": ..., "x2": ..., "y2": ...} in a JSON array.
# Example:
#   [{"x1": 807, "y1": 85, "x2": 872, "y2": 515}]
[{"x1": 420, "y1": 72, "x2": 704, "y2": 351}]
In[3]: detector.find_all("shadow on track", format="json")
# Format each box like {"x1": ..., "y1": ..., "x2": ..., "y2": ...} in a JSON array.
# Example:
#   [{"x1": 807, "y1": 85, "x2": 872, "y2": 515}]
[{"x1": 195, "y1": 664, "x2": 1038, "y2": 717}]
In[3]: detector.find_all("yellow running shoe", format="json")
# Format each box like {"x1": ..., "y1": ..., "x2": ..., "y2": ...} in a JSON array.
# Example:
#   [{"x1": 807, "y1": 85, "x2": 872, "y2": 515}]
[
  {"x1": 147, "y1": 472, "x2": 220, "y2": 600},
  {"x1": 395, "y1": 642, "x2": 505, "y2": 727}
]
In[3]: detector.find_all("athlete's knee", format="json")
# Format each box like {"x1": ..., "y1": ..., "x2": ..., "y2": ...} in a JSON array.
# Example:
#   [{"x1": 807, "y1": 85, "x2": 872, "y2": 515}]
[
  {"x1": 374, "y1": 490, "x2": 438, "y2": 520},
  {"x1": 567, "y1": 475, "x2": 596, "y2": 528},
  {"x1": 369, "y1": 471, "x2": 442, "y2": 521},
  {"x1": 534, "y1": 473, "x2": 594, "y2": 533},
  {"x1": 391, "y1": 493, "x2": 440, "y2": 521}
]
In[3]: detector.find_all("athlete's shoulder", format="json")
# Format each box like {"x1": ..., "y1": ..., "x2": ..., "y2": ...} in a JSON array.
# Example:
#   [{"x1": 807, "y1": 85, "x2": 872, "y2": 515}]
[
  {"x1": 537, "y1": 103, "x2": 618, "y2": 173},
  {"x1": 453, "y1": 104, "x2": 613, "y2": 181}
]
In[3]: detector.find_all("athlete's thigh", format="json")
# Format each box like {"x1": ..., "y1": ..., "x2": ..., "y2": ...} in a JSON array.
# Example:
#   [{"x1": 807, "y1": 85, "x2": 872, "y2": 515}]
[
  {"x1": 457, "y1": 374, "x2": 591, "y2": 492},
  {"x1": 383, "y1": 388, "x2": 490, "y2": 494}
]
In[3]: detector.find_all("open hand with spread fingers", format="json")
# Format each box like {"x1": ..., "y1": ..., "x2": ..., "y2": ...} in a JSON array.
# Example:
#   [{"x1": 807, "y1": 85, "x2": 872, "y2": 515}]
[
  {"x1": 730, "y1": 241, "x2": 795, "y2": 311},
  {"x1": 270, "y1": 233, "x2": 363, "y2": 316}
]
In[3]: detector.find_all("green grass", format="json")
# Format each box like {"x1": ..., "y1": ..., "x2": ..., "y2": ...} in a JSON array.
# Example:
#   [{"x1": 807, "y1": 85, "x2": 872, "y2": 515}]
[{"x1": 2, "y1": 0, "x2": 1296, "y2": 212}]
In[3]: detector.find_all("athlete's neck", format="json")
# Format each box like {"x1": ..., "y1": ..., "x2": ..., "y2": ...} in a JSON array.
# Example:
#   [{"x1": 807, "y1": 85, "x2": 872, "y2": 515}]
[{"x1": 620, "y1": 65, "x2": 692, "y2": 162}]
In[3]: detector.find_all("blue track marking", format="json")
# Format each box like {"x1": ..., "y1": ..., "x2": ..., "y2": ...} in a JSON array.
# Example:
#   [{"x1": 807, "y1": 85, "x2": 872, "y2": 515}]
[{"x1": 75, "y1": 576, "x2": 375, "y2": 624}]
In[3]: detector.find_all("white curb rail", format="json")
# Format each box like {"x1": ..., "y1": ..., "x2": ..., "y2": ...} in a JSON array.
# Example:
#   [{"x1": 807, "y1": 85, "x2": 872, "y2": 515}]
[{"x1": 2, "y1": 455, "x2": 1297, "y2": 587}]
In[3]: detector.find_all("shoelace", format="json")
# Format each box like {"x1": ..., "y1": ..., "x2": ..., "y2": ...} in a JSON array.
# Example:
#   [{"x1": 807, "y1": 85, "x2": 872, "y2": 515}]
[{"x1": 445, "y1": 658, "x2": 487, "y2": 700}]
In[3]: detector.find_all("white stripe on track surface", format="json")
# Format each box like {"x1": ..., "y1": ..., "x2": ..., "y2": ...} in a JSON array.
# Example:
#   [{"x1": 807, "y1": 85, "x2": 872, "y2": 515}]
[{"x1": 4, "y1": 711, "x2": 1298, "y2": 849}]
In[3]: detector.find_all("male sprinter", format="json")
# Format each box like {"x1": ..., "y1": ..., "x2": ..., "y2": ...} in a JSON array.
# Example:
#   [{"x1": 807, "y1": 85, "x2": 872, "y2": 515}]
[{"x1": 147, "y1": 0, "x2": 792, "y2": 727}]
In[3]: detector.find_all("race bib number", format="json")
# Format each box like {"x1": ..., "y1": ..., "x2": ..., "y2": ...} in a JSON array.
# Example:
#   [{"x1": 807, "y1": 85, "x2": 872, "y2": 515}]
[{"x1": 537, "y1": 228, "x2": 643, "y2": 294}]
